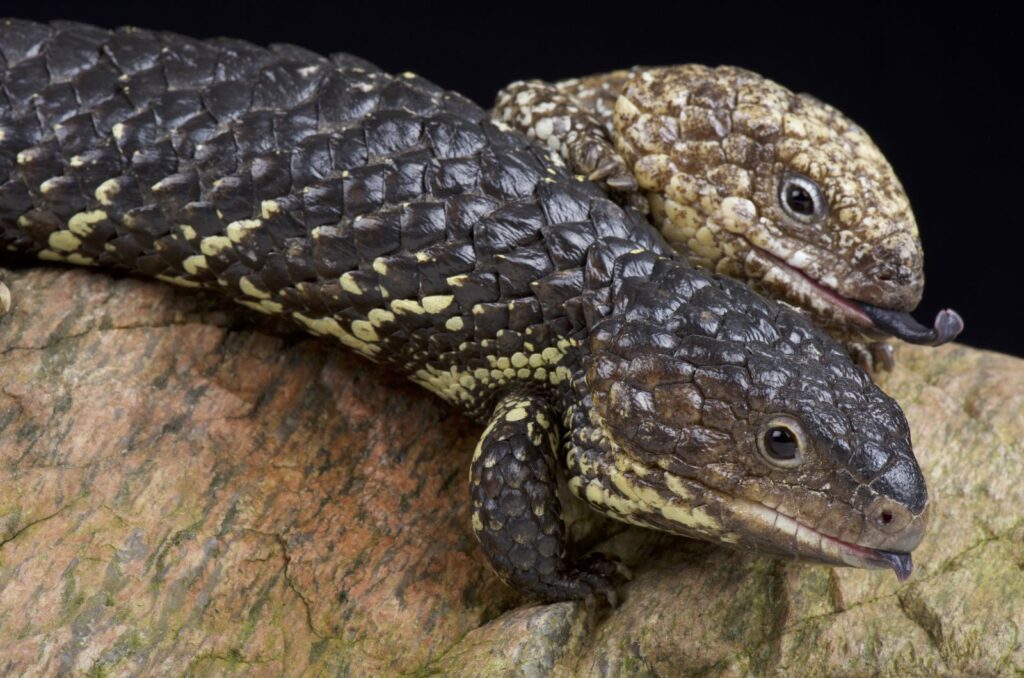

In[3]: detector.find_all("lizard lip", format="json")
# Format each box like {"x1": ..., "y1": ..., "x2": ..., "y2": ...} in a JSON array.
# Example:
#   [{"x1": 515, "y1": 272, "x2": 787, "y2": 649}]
[
  {"x1": 732, "y1": 497, "x2": 915, "y2": 581},
  {"x1": 749, "y1": 246, "x2": 962, "y2": 346}
]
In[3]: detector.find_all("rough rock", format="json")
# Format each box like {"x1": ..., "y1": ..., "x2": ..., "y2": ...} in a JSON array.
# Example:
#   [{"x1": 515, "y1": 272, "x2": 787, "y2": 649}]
[{"x1": 0, "y1": 267, "x2": 1021, "y2": 676}]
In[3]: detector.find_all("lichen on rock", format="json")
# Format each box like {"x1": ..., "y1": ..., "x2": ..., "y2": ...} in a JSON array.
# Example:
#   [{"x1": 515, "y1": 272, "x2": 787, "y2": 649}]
[{"x1": 1, "y1": 268, "x2": 1021, "y2": 676}]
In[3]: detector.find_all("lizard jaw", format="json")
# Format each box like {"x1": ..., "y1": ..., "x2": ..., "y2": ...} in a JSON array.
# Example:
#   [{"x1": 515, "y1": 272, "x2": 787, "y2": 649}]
[
  {"x1": 747, "y1": 246, "x2": 962, "y2": 346},
  {"x1": 729, "y1": 497, "x2": 915, "y2": 581}
]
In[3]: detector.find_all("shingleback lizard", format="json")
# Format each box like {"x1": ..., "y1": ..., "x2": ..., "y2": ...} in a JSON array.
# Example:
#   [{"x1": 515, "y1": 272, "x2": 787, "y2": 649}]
[
  {"x1": 0, "y1": 20, "x2": 927, "y2": 604},
  {"x1": 494, "y1": 68, "x2": 963, "y2": 370}
]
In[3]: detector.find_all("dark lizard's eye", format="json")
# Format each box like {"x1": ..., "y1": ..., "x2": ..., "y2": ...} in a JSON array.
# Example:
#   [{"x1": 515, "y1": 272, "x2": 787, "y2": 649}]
[
  {"x1": 757, "y1": 416, "x2": 807, "y2": 468},
  {"x1": 779, "y1": 173, "x2": 826, "y2": 223},
  {"x1": 766, "y1": 427, "x2": 799, "y2": 459},
  {"x1": 785, "y1": 186, "x2": 814, "y2": 215}
]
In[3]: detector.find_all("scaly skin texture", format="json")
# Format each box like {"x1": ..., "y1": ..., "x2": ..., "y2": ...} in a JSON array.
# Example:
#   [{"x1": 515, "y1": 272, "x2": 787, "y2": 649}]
[
  {"x1": 494, "y1": 66, "x2": 944, "y2": 370},
  {"x1": 0, "y1": 20, "x2": 927, "y2": 603}
]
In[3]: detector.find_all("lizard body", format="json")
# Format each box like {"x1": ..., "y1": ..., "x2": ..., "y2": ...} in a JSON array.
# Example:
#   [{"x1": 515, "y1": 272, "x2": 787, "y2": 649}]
[
  {"x1": 0, "y1": 20, "x2": 926, "y2": 603},
  {"x1": 494, "y1": 66, "x2": 962, "y2": 370}
]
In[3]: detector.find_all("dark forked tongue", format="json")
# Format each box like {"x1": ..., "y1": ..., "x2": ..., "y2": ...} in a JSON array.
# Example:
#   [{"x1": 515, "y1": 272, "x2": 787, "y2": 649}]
[
  {"x1": 859, "y1": 304, "x2": 964, "y2": 346},
  {"x1": 875, "y1": 550, "x2": 914, "y2": 582}
]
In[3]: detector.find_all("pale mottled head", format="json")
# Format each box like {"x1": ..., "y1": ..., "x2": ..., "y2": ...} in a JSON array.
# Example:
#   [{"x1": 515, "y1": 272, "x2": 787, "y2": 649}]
[
  {"x1": 613, "y1": 64, "x2": 924, "y2": 337},
  {"x1": 568, "y1": 254, "x2": 927, "y2": 577}
]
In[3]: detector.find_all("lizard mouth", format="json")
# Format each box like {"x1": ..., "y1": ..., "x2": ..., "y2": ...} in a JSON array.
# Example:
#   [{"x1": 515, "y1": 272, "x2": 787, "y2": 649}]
[
  {"x1": 730, "y1": 497, "x2": 915, "y2": 581},
  {"x1": 733, "y1": 499, "x2": 917, "y2": 585},
  {"x1": 748, "y1": 246, "x2": 962, "y2": 346}
]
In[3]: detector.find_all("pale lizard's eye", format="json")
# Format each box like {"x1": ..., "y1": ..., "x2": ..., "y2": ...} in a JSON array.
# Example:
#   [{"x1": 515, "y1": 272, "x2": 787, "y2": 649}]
[
  {"x1": 779, "y1": 173, "x2": 826, "y2": 223},
  {"x1": 757, "y1": 416, "x2": 807, "y2": 468}
]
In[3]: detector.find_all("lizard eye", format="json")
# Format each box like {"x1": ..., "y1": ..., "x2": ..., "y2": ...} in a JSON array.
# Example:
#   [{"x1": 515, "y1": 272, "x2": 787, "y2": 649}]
[
  {"x1": 757, "y1": 416, "x2": 807, "y2": 468},
  {"x1": 779, "y1": 173, "x2": 826, "y2": 223}
]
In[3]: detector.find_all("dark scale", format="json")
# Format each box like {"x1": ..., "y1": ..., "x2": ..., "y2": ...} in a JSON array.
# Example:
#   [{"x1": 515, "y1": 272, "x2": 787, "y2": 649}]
[{"x1": 0, "y1": 20, "x2": 930, "y2": 603}]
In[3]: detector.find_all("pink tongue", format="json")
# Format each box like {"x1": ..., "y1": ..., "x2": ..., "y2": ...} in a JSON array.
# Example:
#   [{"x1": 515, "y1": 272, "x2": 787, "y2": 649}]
[
  {"x1": 875, "y1": 550, "x2": 914, "y2": 582},
  {"x1": 858, "y1": 304, "x2": 964, "y2": 346}
]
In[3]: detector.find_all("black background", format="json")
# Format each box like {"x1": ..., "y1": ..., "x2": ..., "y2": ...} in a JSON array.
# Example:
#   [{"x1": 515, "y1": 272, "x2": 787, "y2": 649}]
[{"x1": 8, "y1": 2, "x2": 1023, "y2": 357}]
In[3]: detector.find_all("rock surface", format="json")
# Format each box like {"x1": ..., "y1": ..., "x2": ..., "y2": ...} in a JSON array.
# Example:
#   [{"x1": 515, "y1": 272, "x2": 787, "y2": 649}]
[{"x1": 0, "y1": 267, "x2": 1021, "y2": 676}]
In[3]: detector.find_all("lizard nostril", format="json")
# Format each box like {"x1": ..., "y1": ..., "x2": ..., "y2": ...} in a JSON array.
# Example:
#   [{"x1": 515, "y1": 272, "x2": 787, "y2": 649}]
[{"x1": 867, "y1": 496, "x2": 912, "y2": 534}]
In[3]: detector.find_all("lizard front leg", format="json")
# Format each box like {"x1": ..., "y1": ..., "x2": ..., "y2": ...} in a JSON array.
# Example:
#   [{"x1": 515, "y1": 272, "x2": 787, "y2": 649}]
[
  {"x1": 492, "y1": 79, "x2": 647, "y2": 214},
  {"x1": 469, "y1": 391, "x2": 624, "y2": 605}
]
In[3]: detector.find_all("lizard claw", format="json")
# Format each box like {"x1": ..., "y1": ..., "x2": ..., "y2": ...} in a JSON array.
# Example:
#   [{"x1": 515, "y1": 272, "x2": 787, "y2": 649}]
[
  {"x1": 847, "y1": 340, "x2": 897, "y2": 372},
  {"x1": 871, "y1": 342, "x2": 896, "y2": 371},
  {"x1": 571, "y1": 551, "x2": 629, "y2": 608}
]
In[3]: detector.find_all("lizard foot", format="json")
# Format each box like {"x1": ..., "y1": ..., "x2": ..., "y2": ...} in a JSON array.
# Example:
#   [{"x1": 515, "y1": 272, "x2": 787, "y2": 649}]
[{"x1": 848, "y1": 340, "x2": 896, "y2": 372}]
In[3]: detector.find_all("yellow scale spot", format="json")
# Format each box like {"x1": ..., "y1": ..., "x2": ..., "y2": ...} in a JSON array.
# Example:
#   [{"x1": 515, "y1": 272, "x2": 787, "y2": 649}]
[
  {"x1": 372, "y1": 258, "x2": 389, "y2": 275},
  {"x1": 200, "y1": 236, "x2": 232, "y2": 256},
  {"x1": 156, "y1": 274, "x2": 201, "y2": 288},
  {"x1": 236, "y1": 299, "x2": 272, "y2": 315},
  {"x1": 239, "y1": 277, "x2": 270, "y2": 299},
  {"x1": 350, "y1": 319, "x2": 378, "y2": 342},
  {"x1": 48, "y1": 230, "x2": 81, "y2": 253},
  {"x1": 421, "y1": 294, "x2": 454, "y2": 314},
  {"x1": 540, "y1": 346, "x2": 563, "y2": 364},
  {"x1": 182, "y1": 255, "x2": 208, "y2": 275},
  {"x1": 293, "y1": 312, "x2": 376, "y2": 355},
  {"x1": 39, "y1": 178, "x2": 62, "y2": 194},
  {"x1": 662, "y1": 503, "x2": 720, "y2": 531},
  {"x1": 549, "y1": 365, "x2": 572, "y2": 385},
  {"x1": 368, "y1": 308, "x2": 395, "y2": 327},
  {"x1": 445, "y1": 316, "x2": 464, "y2": 332},
  {"x1": 67, "y1": 210, "x2": 107, "y2": 237},
  {"x1": 340, "y1": 272, "x2": 362, "y2": 295},
  {"x1": 390, "y1": 299, "x2": 425, "y2": 315},
  {"x1": 584, "y1": 482, "x2": 610, "y2": 509},
  {"x1": 261, "y1": 300, "x2": 284, "y2": 314},
  {"x1": 180, "y1": 225, "x2": 198, "y2": 240},
  {"x1": 447, "y1": 274, "x2": 469, "y2": 287},
  {"x1": 260, "y1": 200, "x2": 281, "y2": 219},
  {"x1": 505, "y1": 406, "x2": 528, "y2": 423},
  {"x1": 411, "y1": 363, "x2": 475, "y2": 403},
  {"x1": 226, "y1": 219, "x2": 261, "y2": 243},
  {"x1": 150, "y1": 176, "x2": 181, "y2": 193},
  {"x1": 66, "y1": 253, "x2": 94, "y2": 266}
]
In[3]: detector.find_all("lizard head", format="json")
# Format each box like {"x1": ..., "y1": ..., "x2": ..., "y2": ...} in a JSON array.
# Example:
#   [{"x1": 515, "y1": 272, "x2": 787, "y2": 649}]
[
  {"x1": 569, "y1": 254, "x2": 927, "y2": 579},
  {"x1": 613, "y1": 64, "x2": 959, "y2": 348}
]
